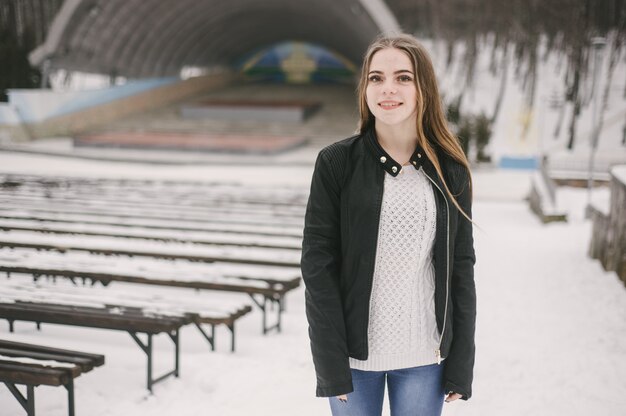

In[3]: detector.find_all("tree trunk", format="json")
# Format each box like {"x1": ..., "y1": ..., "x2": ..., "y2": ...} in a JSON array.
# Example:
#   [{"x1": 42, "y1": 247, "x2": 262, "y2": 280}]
[
  {"x1": 566, "y1": 66, "x2": 581, "y2": 150},
  {"x1": 491, "y1": 42, "x2": 509, "y2": 123},
  {"x1": 596, "y1": 31, "x2": 621, "y2": 142}
]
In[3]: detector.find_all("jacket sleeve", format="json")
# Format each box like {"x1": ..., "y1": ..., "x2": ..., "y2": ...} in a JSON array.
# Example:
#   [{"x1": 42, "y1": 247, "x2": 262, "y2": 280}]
[
  {"x1": 444, "y1": 166, "x2": 477, "y2": 400},
  {"x1": 301, "y1": 149, "x2": 353, "y2": 397}
]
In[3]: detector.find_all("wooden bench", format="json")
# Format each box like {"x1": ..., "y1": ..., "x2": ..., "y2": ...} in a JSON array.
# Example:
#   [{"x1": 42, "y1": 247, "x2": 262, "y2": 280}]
[
  {"x1": 0, "y1": 339, "x2": 104, "y2": 416},
  {"x1": 0, "y1": 191, "x2": 307, "y2": 217},
  {"x1": 0, "y1": 280, "x2": 252, "y2": 352},
  {"x1": 0, "y1": 175, "x2": 304, "y2": 333},
  {"x1": 0, "y1": 176, "x2": 306, "y2": 237},
  {"x1": 0, "y1": 258, "x2": 297, "y2": 334},
  {"x1": 0, "y1": 174, "x2": 309, "y2": 207},
  {"x1": 0, "y1": 291, "x2": 187, "y2": 393},
  {"x1": 0, "y1": 280, "x2": 254, "y2": 391}
]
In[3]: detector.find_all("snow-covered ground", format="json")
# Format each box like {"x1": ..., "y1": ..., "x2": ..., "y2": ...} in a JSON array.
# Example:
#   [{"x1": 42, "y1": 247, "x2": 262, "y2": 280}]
[{"x1": 0, "y1": 151, "x2": 624, "y2": 416}]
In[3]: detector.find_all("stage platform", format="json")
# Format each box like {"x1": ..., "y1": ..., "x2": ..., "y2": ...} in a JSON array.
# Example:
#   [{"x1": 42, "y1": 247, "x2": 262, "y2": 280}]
[{"x1": 74, "y1": 131, "x2": 308, "y2": 155}]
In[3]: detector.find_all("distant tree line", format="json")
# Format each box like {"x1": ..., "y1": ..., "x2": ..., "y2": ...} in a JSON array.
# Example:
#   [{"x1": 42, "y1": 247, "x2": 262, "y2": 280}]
[
  {"x1": 0, "y1": 0, "x2": 63, "y2": 101},
  {"x1": 387, "y1": 0, "x2": 625, "y2": 149}
]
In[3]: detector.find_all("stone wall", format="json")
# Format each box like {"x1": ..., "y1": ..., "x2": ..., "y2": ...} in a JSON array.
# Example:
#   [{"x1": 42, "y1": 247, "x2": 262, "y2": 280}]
[{"x1": 589, "y1": 165, "x2": 626, "y2": 284}]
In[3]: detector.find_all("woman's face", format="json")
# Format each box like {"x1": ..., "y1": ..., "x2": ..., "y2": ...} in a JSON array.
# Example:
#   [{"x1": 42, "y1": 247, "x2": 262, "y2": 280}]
[{"x1": 365, "y1": 47, "x2": 418, "y2": 130}]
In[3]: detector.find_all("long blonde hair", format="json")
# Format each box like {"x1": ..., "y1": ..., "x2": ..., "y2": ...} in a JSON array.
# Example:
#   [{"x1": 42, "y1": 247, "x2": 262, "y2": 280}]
[{"x1": 357, "y1": 34, "x2": 472, "y2": 220}]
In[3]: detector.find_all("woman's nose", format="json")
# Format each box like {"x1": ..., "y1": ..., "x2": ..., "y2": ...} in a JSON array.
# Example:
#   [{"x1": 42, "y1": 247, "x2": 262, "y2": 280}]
[{"x1": 381, "y1": 80, "x2": 397, "y2": 95}]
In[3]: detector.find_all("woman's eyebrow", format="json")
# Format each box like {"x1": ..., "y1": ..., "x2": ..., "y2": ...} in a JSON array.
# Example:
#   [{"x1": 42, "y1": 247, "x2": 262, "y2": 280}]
[{"x1": 368, "y1": 69, "x2": 414, "y2": 75}]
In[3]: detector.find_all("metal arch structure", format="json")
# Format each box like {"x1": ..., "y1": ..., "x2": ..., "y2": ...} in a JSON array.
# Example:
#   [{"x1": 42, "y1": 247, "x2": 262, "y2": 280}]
[{"x1": 29, "y1": 0, "x2": 401, "y2": 79}]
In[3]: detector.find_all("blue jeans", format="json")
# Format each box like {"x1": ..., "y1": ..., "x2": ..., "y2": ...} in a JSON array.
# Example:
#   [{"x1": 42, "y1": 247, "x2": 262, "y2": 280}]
[{"x1": 329, "y1": 363, "x2": 445, "y2": 416}]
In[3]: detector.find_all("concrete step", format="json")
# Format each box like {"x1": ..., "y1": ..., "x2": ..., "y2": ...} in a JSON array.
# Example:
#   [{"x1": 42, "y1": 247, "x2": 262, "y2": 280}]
[{"x1": 102, "y1": 82, "x2": 358, "y2": 146}]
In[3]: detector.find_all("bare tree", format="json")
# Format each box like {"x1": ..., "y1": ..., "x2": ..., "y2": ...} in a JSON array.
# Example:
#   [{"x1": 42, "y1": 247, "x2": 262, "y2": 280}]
[{"x1": 385, "y1": 0, "x2": 626, "y2": 149}]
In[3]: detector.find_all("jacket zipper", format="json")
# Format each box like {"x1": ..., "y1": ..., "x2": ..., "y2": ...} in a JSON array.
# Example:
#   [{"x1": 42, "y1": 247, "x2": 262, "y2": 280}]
[
  {"x1": 363, "y1": 171, "x2": 385, "y2": 358},
  {"x1": 423, "y1": 169, "x2": 450, "y2": 365}
]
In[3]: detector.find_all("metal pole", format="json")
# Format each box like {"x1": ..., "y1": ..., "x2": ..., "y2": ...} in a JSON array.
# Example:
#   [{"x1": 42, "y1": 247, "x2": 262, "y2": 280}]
[{"x1": 585, "y1": 36, "x2": 606, "y2": 217}]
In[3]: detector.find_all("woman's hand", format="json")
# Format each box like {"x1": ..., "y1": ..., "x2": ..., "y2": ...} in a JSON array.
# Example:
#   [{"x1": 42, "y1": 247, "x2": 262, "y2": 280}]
[
  {"x1": 336, "y1": 394, "x2": 348, "y2": 403},
  {"x1": 445, "y1": 392, "x2": 463, "y2": 402}
]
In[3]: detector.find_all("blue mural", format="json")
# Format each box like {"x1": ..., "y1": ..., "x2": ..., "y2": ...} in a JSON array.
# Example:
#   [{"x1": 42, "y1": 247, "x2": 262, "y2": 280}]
[{"x1": 239, "y1": 41, "x2": 356, "y2": 84}]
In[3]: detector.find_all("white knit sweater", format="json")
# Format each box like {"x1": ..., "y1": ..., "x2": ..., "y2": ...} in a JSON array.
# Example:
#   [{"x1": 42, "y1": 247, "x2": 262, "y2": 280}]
[{"x1": 349, "y1": 165, "x2": 440, "y2": 371}]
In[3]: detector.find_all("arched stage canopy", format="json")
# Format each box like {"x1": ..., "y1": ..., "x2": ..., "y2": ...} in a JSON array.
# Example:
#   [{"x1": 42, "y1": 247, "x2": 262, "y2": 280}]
[{"x1": 29, "y1": 0, "x2": 401, "y2": 78}]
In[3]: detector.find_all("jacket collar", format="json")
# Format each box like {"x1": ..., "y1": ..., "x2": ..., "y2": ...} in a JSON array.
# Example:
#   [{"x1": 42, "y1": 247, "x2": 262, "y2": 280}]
[{"x1": 363, "y1": 127, "x2": 426, "y2": 177}]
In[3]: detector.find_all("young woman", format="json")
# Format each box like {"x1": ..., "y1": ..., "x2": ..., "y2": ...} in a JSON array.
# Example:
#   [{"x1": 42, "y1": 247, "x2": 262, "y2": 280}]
[{"x1": 301, "y1": 34, "x2": 476, "y2": 416}]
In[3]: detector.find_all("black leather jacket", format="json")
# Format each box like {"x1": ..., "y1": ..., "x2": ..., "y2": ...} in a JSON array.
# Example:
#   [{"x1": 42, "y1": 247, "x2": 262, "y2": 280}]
[{"x1": 301, "y1": 128, "x2": 476, "y2": 399}]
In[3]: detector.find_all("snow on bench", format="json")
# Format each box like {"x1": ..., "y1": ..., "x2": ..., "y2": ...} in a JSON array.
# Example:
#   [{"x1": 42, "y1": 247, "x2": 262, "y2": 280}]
[
  {"x1": 0, "y1": 229, "x2": 301, "y2": 267},
  {"x1": 0, "y1": 217, "x2": 302, "y2": 250},
  {"x1": 0, "y1": 175, "x2": 309, "y2": 207},
  {"x1": 0, "y1": 247, "x2": 299, "y2": 334},
  {"x1": 0, "y1": 247, "x2": 300, "y2": 285},
  {"x1": 0, "y1": 280, "x2": 252, "y2": 352},
  {"x1": 0, "y1": 209, "x2": 303, "y2": 238},
  {"x1": 0, "y1": 339, "x2": 104, "y2": 416},
  {"x1": 0, "y1": 197, "x2": 304, "y2": 228},
  {"x1": 0, "y1": 191, "x2": 306, "y2": 219}
]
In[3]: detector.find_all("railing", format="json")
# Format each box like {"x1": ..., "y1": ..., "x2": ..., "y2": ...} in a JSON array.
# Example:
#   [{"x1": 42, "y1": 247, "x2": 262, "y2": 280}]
[
  {"x1": 528, "y1": 157, "x2": 567, "y2": 223},
  {"x1": 548, "y1": 153, "x2": 626, "y2": 183},
  {"x1": 539, "y1": 157, "x2": 558, "y2": 206}
]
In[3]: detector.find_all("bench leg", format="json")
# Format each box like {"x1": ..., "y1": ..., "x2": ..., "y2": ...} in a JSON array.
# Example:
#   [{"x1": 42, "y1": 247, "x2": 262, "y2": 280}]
[
  {"x1": 168, "y1": 330, "x2": 180, "y2": 378},
  {"x1": 195, "y1": 322, "x2": 237, "y2": 353},
  {"x1": 129, "y1": 331, "x2": 180, "y2": 393},
  {"x1": 147, "y1": 334, "x2": 153, "y2": 392},
  {"x1": 193, "y1": 322, "x2": 215, "y2": 351},
  {"x1": 129, "y1": 332, "x2": 154, "y2": 393},
  {"x1": 3, "y1": 382, "x2": 35, "y2": 415},
  {"x1": 248, "y1": 294, "x2": 283, "y2": 334},
  {"x1": 6, "y1": 319, "x2": 42, "y2": 332},
  {"x1": 175, "y1": 331, "x2": 179, "y2": 378},
  {"x1": 228, "y1": 322, "x2": 236, "y2": 352},
  {"x1": 259, "y1": 297, "x2": 266, "y2": 333},
  {"x1": 64, "y1": 379, "x2": 75, "y2": 416},
  {"x1": 26, "y1": 385, "x2": 35, "y2": 416},
  {"x1": 276, "y1": 298, "x2": 282, "y2": 333}
]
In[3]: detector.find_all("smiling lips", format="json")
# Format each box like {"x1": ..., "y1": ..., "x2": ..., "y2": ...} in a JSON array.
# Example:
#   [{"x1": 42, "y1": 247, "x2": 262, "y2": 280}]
[{"x1": 378, "y1": 101, "x2": 402, "y2": 110}]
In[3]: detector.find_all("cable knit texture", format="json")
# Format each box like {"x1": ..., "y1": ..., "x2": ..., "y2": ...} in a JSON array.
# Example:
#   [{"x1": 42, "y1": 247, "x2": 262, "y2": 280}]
[{"x1": 350, "y1": 165, "x2": 440, "y2": 371}]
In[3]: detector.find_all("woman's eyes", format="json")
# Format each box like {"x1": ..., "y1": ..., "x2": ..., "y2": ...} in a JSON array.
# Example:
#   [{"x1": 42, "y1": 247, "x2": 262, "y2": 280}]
[{"x1": 368, "y1": 75, "x2": 413, "y2": 83}]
